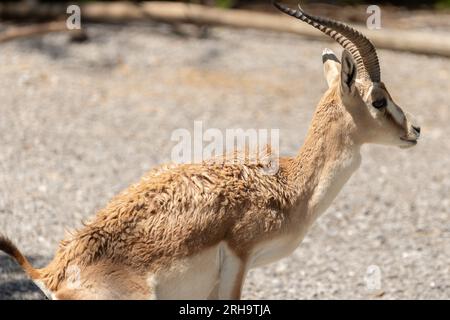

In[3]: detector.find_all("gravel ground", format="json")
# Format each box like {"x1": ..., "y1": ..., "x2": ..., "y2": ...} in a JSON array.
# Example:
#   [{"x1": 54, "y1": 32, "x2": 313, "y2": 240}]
[{"x1": 0, "y1": 22, "x2": 449, "y2": 300}]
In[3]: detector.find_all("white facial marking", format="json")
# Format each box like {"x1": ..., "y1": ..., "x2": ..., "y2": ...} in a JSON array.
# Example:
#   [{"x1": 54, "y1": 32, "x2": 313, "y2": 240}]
[{"x1": 386, "y1": 100, "x2": 405, "y2": 126}]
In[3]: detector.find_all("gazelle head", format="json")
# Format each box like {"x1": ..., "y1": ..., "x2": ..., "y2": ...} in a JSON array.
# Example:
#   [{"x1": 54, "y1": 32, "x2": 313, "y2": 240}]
[{"x1": 274, "y1": 2, "x2": 420, "y2": 148}]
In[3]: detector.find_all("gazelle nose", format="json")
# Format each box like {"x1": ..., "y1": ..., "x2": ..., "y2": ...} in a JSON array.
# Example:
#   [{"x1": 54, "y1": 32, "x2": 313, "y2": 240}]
[{"x1": 412, "y1": 125, "x2": 421, "y2": 135}]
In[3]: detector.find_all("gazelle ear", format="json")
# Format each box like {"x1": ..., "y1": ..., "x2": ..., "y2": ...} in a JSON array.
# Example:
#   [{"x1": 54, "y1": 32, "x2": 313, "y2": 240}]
[
  {"x1": 322, "y1": 48, "x2": 340, "y2": 88},
  {"x1": 340, "y1": 49, "x2": 357, "y2": 94}
]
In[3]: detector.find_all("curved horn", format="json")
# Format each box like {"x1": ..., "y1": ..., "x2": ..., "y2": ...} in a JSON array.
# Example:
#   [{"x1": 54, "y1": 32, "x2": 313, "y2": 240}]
[{"x1": 273, "y1": 1, "x2": 380, "y2": 83}]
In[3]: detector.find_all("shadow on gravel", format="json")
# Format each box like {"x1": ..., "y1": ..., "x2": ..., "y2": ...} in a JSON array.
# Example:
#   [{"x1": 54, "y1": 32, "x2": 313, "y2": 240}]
[{"x1": 0, "y1": 255, "x2": 47, "y2": 300}]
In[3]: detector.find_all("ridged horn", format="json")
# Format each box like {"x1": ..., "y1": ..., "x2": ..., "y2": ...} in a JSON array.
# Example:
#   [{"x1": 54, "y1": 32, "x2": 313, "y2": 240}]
[{"x1": 273, "y1": 1, "x2": 381, "y2": 83}]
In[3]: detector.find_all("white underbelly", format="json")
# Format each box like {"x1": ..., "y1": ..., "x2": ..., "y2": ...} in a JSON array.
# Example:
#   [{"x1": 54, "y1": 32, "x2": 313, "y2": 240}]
[
  {"x1": 147, "y1": 245, "x2": 220, "y2": 299},
  {"x1": 146, "y1": 242, "x2": 243, "y2": 299},
  {"x1": 249, "y1": 234, "x2": 305, "y2": 268}
]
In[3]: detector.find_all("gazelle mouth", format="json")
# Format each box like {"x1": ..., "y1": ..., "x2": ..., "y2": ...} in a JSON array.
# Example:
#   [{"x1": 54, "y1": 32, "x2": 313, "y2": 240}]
[
  {"x1": 400, "y1": 137, "x2": 418, "y2": 144},
  {"x1": 400, "y1": 137, "x2": 418, "y2": 148}
]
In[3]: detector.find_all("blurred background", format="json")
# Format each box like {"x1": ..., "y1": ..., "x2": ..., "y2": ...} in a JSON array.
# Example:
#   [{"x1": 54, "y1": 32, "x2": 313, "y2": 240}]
[{"x1": 0, "y1": 0, "x2": 449, "y2": 299}]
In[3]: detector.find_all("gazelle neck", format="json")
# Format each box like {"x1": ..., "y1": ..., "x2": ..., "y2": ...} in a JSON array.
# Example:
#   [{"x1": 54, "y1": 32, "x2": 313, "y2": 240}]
[{"x1": 288, "y1": 89, "x2": 362, "y2": 225}]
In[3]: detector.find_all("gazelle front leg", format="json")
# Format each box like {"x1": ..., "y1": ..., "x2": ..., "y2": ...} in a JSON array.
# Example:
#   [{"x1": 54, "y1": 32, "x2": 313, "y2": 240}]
[
  {"x1": 219, "y1": 263, "x2": 246, "y2": 300},
  {"x1": 216, "y1": 245, "x2": 247, "y2": 300},
  {"x1": 207, "y1": 282, "x2": 220, "y2": 300}
]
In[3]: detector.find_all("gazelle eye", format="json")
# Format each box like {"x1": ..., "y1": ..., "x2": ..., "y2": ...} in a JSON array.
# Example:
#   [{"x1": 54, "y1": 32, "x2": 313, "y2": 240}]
[{"x1": 372, "y1": 99, "x2": 387, "y2": 109}]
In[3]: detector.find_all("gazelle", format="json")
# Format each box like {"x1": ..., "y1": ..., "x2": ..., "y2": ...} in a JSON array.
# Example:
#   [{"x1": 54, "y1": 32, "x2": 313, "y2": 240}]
[{"x1": 0, "y1": 1, "x2": 420, "y2": 300}]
